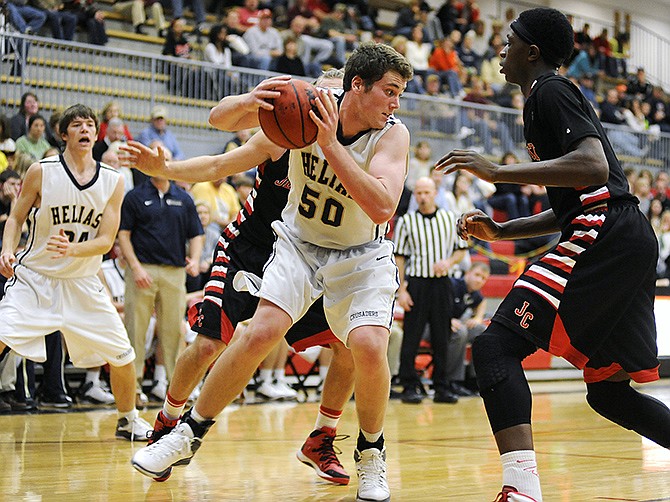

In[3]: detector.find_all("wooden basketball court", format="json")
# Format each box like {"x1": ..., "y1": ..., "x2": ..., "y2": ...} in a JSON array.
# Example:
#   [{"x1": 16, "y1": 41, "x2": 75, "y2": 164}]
[{"x1": 1, "y1": 380, "x2": 669, "y2": 501}]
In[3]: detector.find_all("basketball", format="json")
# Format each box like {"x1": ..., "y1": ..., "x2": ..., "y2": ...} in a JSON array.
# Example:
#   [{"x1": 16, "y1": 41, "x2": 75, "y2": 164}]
[{"x1": 258, "y1": 79, "x2": 320, "y2": 150}]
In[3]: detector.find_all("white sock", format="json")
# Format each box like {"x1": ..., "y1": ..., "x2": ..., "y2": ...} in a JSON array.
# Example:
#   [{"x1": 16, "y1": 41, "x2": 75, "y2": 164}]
[
  {"x1": 259, "y1": 369, "x2": 273, "y2": 384},
  {"x1": 154, "y1": 365, "x2": 167, "y2": 383},
  {"x1": 501, "y1": 450, "x2": 542, "y2": 501},
  {"x1": 119, "y1": 408, "x2": 139, "y2": 421},
  {"x1": 361, "y1": 428, "x2": 383, "y2": 444},
  {"x1": 273, "y1": 368, "x2": 286, "y2": 382},
  {"x1": 85, "y1": 370, "x2": 100, "y2": 386}
]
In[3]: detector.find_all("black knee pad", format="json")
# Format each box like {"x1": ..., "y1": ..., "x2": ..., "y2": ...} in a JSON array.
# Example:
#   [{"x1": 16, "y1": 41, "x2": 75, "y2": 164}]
[{"x1": 472, "y1": 335, "x2": 510, "y2": 391}]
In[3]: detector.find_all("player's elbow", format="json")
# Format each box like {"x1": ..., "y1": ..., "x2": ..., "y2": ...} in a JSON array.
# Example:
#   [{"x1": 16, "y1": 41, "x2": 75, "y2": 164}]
[{"x1": 369, "y1": 206, "x2": 395, "y2": 225}]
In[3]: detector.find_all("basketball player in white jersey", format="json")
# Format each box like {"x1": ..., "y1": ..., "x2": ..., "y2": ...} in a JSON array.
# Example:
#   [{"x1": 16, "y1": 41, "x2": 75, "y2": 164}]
[
  {"x1": 0, "y1": 104, "x2": 152, "y2": 441},
  {"x1": 131, "y1": 43, "x2": 413, "y2": 502}
]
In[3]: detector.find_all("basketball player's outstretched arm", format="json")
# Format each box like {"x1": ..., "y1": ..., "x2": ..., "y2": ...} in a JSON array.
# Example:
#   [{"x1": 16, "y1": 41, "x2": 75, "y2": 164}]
[
  {"x1": 46, "y1": 177, "x2": 125, "y2": 259},
  {"x1": 456, "y1": 208, "x2": 560, "y2": 242},
  {"x1": 121, "y1": 133, "x2": 285, "y2": 182},
  {"x1": 434, "y1": 137, "x2": 608, "y2": 187},
  {"x1": 209, "y1": 75, "x2": 292, "y2": 132},
  {"x1": 0, "y1": 162, "x2": 42, "y2": 278}
]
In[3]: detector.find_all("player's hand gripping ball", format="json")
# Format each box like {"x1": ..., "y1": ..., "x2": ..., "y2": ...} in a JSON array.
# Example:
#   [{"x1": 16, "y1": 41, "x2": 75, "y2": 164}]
[{"x1": 258, "y1": 79, "x2": 320, "y2": 149}]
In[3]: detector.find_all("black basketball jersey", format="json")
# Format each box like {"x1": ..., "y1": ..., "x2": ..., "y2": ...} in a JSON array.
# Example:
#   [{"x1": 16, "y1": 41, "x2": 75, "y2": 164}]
[
  {"x1": 523, "y1": 73, "x2": 636, "y2": 229},
  {"x1": 222, "y1": 151, "x2": 290, "y2": 249}
]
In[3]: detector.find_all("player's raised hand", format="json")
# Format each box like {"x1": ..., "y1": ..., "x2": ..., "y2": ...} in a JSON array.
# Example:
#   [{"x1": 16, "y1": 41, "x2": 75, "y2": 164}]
[
  {"x1": 310, "y1": 88, "x2": 339, "y2": 148},
  {"x1": 0, "y1": 251, "x2": 16, "y2": 278},
  {"x1": 434, "y1": 149, "x2": 499, "y2": 183},
  {"x1": 245, "y1": 75, "x2": 292, "y2": 112},
  {"x1": 457, "y1": 210, "x2": 502, "y2": 242},
  {"x1": 47, "y1": 229, "x2": 73, "y2": 258},
  {"x1": 120, "y1": 141, "x2": 168, "y2": 177}
]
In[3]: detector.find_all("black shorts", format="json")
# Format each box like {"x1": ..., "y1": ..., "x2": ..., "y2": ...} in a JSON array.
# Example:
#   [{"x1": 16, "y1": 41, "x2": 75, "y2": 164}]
[
  {"x1": 187, "y1": 236, "x2": 336, "y2": 349},
  {"x1": 492, "y1": 202, "x2": 659, "y2": 383}
]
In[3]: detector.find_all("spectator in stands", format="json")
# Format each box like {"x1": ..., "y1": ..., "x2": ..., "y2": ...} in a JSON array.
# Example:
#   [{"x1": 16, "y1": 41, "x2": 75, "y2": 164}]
[
  {"x1": 282, "y1": 15, "x2": 334, "y2": 77},
  {"x1": 190, "y1": 177, "x2": 241, "y2": 233},
  {"x1": 136, "y1": 106, "x2": 184, "y2": 160},
  {"x1": 204, "y1": 24, "x2": 233, "y2": 69},
  {"x1": 316, "y1": 3, "x2": 358, "y2": 68},
  {"x1": 428, "y1": 35, "x2": 465, "y2": 98},
  {"x1": 112, "y1": 0, "x2": 168, "y2": 36},
  {"x1": 419, "y1": 74, "x2": 460, "y2": 134},
  {"x1": 118, "y1": 174, "x2": 204, "y2": 403},
  {"x1": 609, "y1": 31, "x2": 629, "y2": 78},
  {"x1": 390, "y1": 35, "x2": 424, "y2": 94},
  {"x1": 243, "y1": 9, "x2": 283, "y2": 71},
  {"x1": 220, "y1": 8, "x2": 251, "y2": 67},
  {"x1": 0, "y1": 115, "x2": 17, "y2": 164},
  {"x1": 395, "y1": 0, "x2": 431, "y2": 40},
  {"x1": 593, "y1": 28, "x2": 616, "y2": 77},
  {"x1": 446, "y1": 261, "x2": 490, "y2": 396},
  {"x1": 101, "y1": 148, "x2": 134, "y2": 193},
  {"x1": 0, "y1": 170, "x2": 21, "y2": 241},
  {"x1": 63, "y1": 0, "x2": 108, "y2": 46},
  {"x1": 93, "y1": 117, "x2": 127, "y2": 161},
  {"x1": 627, "y1": 67, "x2": 653, "y2": 101},
  {"x1": 15, "y1": 115, "x2": 50, "y2": 161},
  {"x1": 467, "y1": 19, "x2": 488, "y2": 59},
  {"x1": 169, "y1": 0, "x2": 206, "y2": 38},
  {"x1": 576, "y1": 74, "x2": 598, "y2": 111},
  {"x1": 657, "y1": 210, "x2": 670, "y2": 280},
  {"x1": 97, "y1": 101, "x2": 133, "y2": 142},
  {"x1": 454, "y1": 0, "x2": 478, "y2": 34},
  {"x1": 47, "y1": 111, "x2": 64, "y2": 151},
  {"x1": 193, "y1": 200, "x2": 219, "y2": 290},
  {"x1": 487, "y1": 152, "x2": 530, "y2": 221},
  {"x1": 574, "y1": 22, "x2": 592, "y2": 51},
  {"x1": 286, "y1": 0, "x2": 320, "y2": 32},
  {"x1": 634, "y1": 175, "x2": 653, "y2": 216},
  {"x1": 31, "y1": 0, "x2": 78, "y2": 40},
  {"x1": 648, "y1": 196, "x2": 665, "y2": 235},
  {"x1": 462, "y1": 76, "x2": 516, "y2": 155},
  {"x1": 162, "y1": 17, "x2": 192, "y2": 59},
  {"x1": 435, "y1": 0, "x2": 458, "y2": 37},
  {"x1": 405, "y1": 23, "x2": 433, "y2": 86},
  {"x1": 9, "y1": 92, "x2": 42, "y2": 141},
  {"x1": 394, "y1": 176, "x2": 468, "y2": 405},
  {"x1": 566, "y1": 43, "x2": 602, "y2": 82},
  {"x1": 646, "y1": 86, "x2": 669, "y2": 133},
  {"x1": 600, "y1": 88, "x2": 648, "y2": 158},
  {"x1": 274, "y1": 36, "x2": 306, "y2": 76},
  {"x1": 480, "y1": 34, "x2": 506, "y2": 93},
  {"x1": 407, "y1": 140, "x2": 433, "y2": 191},
  {"x1": 457, "y1": 30, "x2": 481, "y2": 74},
  {"x1": 6, "y1": 0, "x2": 47, "y2": 35},
  {"x1": 237, "y1": 0, "x2": 262, "y2": 31},
  {"x1": 652, "y1": 171, "x2": 670, "y2": 212}
]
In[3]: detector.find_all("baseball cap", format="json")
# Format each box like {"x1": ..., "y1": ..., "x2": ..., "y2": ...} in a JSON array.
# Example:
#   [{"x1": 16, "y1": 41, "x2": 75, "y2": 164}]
[{"x1": 151, "y1": 106, "x2": 168, "y2": 119}]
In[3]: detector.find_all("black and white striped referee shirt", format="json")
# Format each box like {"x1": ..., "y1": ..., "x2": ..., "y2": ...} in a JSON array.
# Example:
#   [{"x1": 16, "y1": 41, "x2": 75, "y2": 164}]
[{"x1": 393, "y1": 209, "x2": 468, "y2": 278}]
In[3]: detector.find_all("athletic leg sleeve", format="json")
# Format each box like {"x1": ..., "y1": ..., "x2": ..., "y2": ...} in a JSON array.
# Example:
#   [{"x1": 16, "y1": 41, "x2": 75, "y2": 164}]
[
  {"x1": 586, "y1": 380, "x2": 670, "y2": 448},
  {"x1": 472, "y1": 322, "x2": 537, "y2": 434}
]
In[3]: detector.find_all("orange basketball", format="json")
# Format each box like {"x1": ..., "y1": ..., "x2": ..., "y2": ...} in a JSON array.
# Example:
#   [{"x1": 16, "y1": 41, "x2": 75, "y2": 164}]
[{"x1": 258, "y1": 79, "x2": 319, "y2": 150}]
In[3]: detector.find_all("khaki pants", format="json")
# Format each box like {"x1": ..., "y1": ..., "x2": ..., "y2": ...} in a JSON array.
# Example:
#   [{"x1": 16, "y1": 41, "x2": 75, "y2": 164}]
[
  {"x1": 114, "y1": 0, "x2": 166, "y2": 29},
  {"x1": 124, "y1": 263, "x2": 186, "y2": 384}
]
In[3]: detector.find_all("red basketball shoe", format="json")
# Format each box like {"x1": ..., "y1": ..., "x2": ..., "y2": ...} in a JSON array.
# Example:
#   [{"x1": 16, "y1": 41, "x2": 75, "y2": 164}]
[
  {"x1": 297, "y1": 426, "x2": 350, "y2": 485},
  {"x1": 149, "y1": 410, "x2": 180, "y2": 445},
  {"x1": 494, "y1": 486, "x2": 539, "y2": 502}
]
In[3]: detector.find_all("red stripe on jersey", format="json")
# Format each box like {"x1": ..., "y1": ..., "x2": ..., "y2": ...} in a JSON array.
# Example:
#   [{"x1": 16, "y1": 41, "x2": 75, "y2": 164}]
[
  {"x1": 209, "y1": 270, "x2": 227, "y2": 278},
  {"x1": 525, "y1": 268, "x2": 565, "y2": 293},
  {"x1": 548, "y1": 314, "x2": 588, "y2": 369},
  {"x1": 569, "y1": 232, "x2": 596, "y2": 245},
  {"x1": 204, "y1": 284, "x2": 224, "y2": 295},
  {"x1": 556, "y1": 244, "x2": 581, "y2": 257},
  {"x1": 581, "y1": 190, "x2": 610, "y2": 206},
  {"x1": 583, "y1": 362, "x2": 623, "y2": 383},
  {"x1": 540, "y1": 255, "x2": 574, "y2": 274}
]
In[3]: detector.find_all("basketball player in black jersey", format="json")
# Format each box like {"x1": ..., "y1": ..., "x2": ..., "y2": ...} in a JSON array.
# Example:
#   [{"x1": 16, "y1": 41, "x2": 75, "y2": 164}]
[
  {"x1": 435, "y1": 8, "x2": 670, "y2": 502},
  {"x1": 124, "y1": 72, "x2": 357, "y2": 486}
]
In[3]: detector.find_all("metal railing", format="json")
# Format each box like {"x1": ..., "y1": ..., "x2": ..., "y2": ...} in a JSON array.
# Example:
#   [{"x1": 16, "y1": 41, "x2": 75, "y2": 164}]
[{"x1": 1, "y1": 31, "x2": 668, "y2": 168}]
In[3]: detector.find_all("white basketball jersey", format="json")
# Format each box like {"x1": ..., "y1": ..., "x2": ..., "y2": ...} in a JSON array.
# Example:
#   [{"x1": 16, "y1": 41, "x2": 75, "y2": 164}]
[
  {"x1": 282, "y1": 109, "x2": 405, "y2": 250},
  {"x1": 17, "y1": 155, "x2": 121, "y2": 278}
]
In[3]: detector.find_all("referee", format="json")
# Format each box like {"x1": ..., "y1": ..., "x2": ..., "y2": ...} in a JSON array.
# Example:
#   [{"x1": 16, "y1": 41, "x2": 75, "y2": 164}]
[{"x1": 393, "y1": 177, "x2": 468, "y2": 404}]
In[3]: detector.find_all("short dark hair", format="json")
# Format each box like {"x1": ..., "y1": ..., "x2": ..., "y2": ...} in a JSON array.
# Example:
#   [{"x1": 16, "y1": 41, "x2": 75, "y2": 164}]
[
  {"x1": 59, "y1": 104, "x2": 99, "y2": 136},
  {"x1": 512, "y1": 8, "x2": 574, "y2": 67},
  {"x1": 0, "y1": 169, "x2": 20, "y2": 183},
  {"x1": 343, "y1": 42, "x2": 413, "y2": 92},
  {"x1": 28, "y1": 114, "x2": 46, "y2": 129}
]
